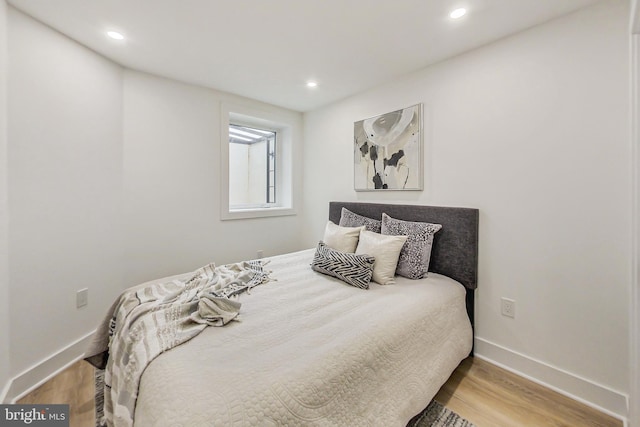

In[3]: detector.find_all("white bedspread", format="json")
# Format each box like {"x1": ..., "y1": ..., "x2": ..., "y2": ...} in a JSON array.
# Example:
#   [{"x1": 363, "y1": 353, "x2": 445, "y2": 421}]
[{"x1": 133, "y1": 249, "x2": 472, "y2": 426}]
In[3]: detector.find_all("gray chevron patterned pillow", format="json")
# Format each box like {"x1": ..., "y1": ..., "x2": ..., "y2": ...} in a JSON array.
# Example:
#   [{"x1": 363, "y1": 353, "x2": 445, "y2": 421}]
[{"x1": 311, "y1": 242, "x2": 375, "y2": 289}]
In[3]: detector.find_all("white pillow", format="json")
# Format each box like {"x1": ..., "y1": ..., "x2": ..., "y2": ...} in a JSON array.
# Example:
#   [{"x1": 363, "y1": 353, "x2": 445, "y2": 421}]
[
  {"x1": 323, "y1": 221, "x2": 364, "y2": 253},
  {"x1": 355, "y1": 230, "x2": 407, "y2": 285}
]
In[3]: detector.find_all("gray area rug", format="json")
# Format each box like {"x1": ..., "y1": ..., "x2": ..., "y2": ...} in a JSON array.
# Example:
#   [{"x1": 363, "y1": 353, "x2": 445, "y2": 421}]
[
  {"x1": 407, "y1": 400, "x2": 476, "y2": 427},
  {"x1": 95, "y1": 368, "x2": 474, "y2": 427}
]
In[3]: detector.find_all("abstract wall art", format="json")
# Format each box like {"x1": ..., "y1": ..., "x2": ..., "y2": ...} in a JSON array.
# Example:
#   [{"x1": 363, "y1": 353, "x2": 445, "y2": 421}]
[{"x1": 354, "y1": 104, "x2": 423, "y2": 191}]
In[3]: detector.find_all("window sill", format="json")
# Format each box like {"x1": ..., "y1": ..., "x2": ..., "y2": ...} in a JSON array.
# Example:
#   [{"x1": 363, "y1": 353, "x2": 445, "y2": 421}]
[{"x1": 221, "y1": 206, "x2": 296, "y2": 221}]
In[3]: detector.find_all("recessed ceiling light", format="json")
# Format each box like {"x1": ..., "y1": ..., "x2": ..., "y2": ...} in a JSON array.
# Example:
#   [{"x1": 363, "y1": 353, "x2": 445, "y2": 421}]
[
  {"x1": 306, "y1": 81, "x2": 318, "y2": 88},
  {"x1": 107, "y1": 31, "x2": 125, "y2": 40},
  {"x1": 449, "y1": 8, "x2": 467, "y2": 19}
]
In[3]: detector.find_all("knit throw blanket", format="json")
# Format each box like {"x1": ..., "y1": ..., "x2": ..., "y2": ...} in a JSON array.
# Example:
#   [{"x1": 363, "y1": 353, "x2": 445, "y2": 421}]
[{"x1": 104, "y1": 260, "x2": 271, "y2": 427}]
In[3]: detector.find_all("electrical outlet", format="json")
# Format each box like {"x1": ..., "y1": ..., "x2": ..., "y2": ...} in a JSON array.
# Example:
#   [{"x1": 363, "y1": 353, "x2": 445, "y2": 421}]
[
  {"x1": 257, "y1": 250, "x2": 264, "y2": 259},
  {"x1": 501, "y1": 297, "x2": 515, "y2": 318},
  {"x1": 76, "y1": 288, "x2": 88, "y2": 308}
]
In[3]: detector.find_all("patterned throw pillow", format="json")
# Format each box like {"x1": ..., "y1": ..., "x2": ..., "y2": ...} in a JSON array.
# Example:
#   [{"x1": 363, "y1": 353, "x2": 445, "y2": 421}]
[
  {"x1": 311, "y1": 242, "x2": 375, "y2": 289},
  {"x1": 339, "y1": 208, "x2": 382, "y2": 233},
  {"x1": 381, "y1": 213, "x2": 442, "y2": 279}
]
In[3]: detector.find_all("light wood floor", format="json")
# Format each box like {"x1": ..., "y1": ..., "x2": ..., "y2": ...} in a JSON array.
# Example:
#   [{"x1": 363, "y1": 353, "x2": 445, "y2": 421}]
[
  {"x1": 17, "y1": 359, "x2": 95, "y2": 427},
  {"x1": 434, "y1": 357, "x2": 621, "y2": 427},
  {"x1": 17, "y1": 357, "x2": 622, "y2": 427}
]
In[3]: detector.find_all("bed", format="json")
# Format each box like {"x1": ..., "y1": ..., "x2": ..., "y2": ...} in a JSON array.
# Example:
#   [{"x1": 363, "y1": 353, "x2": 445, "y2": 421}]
[{"x1": 85, "y1": 201, "x2": 479, "y2": 427}]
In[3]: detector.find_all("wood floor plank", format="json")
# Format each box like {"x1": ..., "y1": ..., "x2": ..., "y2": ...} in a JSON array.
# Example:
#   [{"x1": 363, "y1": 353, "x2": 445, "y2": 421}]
[
  {"x1": 435, "y1": 357, "x2": 622, "y2": 427},
  {"x1": 17, "y1": 361, "x2": 95, "y2": 427},
  {"x1": 16, "y1": 356, "x2": 622, "y2": 427}
]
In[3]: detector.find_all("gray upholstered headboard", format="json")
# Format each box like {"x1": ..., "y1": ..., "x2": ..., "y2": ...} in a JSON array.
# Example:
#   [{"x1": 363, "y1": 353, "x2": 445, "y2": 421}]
[{"x1": 329, "y1": 201, "x2": 479, "y2": 333}]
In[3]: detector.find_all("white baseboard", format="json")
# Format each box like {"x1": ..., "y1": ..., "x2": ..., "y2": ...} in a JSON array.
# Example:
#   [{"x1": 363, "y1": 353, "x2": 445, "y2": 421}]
[
  {"x1": 3, "y1": 330, "x2": 95, "y2": 404},
  {"x1": 475, "y1": 337, "x2": 628, "y2": 424}
]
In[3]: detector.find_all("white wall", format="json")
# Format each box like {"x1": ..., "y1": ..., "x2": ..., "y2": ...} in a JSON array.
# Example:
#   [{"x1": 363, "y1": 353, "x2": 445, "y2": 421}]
[
  {"x1": 122, "y1": 70, "x2": 305, "y2": 286},
  {"x1": 303, "y1": 0, "x2": 630, "y2": 418},
  {"x1": 0, "y1": 0, "x2": 11, "y2": 400},
  {"x1": 7, "y1": 6, "x2": 124, "y2": 392}
]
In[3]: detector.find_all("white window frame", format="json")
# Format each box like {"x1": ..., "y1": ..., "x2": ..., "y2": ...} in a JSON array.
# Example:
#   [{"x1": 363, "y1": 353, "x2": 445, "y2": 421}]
[{"x1": 220, "y1": 102, "x2": 296, "y2": 220}]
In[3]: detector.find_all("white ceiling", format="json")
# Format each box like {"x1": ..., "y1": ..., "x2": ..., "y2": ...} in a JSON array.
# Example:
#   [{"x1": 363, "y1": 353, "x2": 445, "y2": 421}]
[{"x1": 8, "y1": 0, "x2": 602, "y2": 112}]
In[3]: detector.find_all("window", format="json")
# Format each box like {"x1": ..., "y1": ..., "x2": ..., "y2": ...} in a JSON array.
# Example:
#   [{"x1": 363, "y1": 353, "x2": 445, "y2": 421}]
[
  {"x1": 228, "y1": 124, "x2": 276, "y2": 208},
  {"x1": 221, "y1": 103, "x2": 297, "y2": 220}
]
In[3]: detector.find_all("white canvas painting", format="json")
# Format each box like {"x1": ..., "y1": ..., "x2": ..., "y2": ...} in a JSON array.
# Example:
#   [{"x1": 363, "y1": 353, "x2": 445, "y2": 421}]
[{"x1": 354, "y1": 104, "x2": 423, "y2": 191}]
